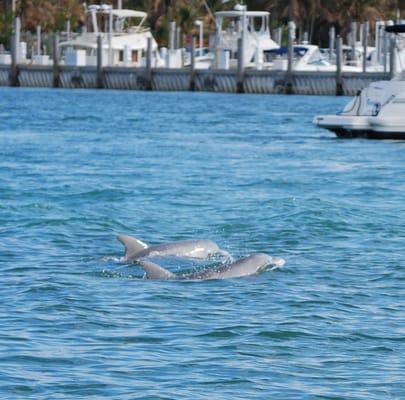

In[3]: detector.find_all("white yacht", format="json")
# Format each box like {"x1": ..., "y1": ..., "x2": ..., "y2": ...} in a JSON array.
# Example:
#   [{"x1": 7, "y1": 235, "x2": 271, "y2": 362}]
[
  {"x1": 59, "y1": 4, "x2": 163, "y2": 67},
  {"x1": 192, "y1": 4, "x2": 279, "y2": 69},
  {"x1": 313, "y1": 24, "x2": 405, "y2": 140}
]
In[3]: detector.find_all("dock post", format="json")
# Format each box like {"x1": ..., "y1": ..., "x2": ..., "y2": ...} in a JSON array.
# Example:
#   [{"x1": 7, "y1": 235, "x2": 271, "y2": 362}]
[
  {"x1": 96, "y1": 35, "x2": 104, "y2": 89},
  {"x1": 190, "y1": 37, "x2": 196, "y2": 91},
  {"x1": 176, "y1": 27, "x2": 181, "y2": 49},
  {"x1": 145, "y1": 37, "x2": 152, "y2": 90},
  {"x1": 389, "y1": 37, "x2": 396, "y2": 79},
  {"x1": 36, "y1": 25, "x2": 41, "y2": 56},
  {"x1": 15, "y1": 16, "x2": 20, "y2": 62},
  {"x1": 285, "y1": 21, "x2": 295, "y2": 95},
  {"x1": 166, "y1": 21, "x2": 176, "y2": 68},
  {"x1": 169, "y1": 21, "x2": 175, "y2": 51},
  {"x1": 52, "y1": 33, "x2": 59, "y2": 88},
  {"x1": 10, "y1": 16, "x2": 20, "y2": 87},
  {"x1": 375, "y1": 21, "x2": 383, "y2": 66},
  {"x1": 350, "y1": 21, "x2": 357, "y2": 64},
  {"x1": 382, "y1": 29, "x2": 388, "y2": 72},
  {"x1": 66, "y1": 20, "x2": 71, "y2": 40},
  {"x1": 362, "y1": 21, "x2": 369, "y2": 72},
  {"x1": 236, "y1": 37, "x2": 244, "y2": 93},
  {"x1": 336, "y1": 36, "x2": 343, "y2": 96},
  {"x1": 329, "y1": 26, "x2": 335, "y2": 62}
]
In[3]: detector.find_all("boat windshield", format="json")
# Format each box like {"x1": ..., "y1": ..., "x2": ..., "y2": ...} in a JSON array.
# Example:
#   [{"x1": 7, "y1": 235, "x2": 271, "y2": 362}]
[
  {"x1": 263, "y1": 46, "x2": 308, "y2": 62},
  {"x1": 307, "y1": 48, "x2": 326, "y2": 65}
]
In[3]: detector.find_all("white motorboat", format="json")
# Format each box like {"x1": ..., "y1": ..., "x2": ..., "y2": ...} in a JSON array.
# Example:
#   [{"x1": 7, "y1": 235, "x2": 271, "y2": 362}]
[
  {"x1": 264, "y1": 44, "x2": 333, "y2": 71},
  {"x1": 59, "y1": 4, "x2": 163, "y2": 67},
  {"x1": 313, "y1": 79, "x2": 405, "y2": 139},
  {"x1": 264, "y1": 43, "x2": 393, "y2": 72},
  {"x1": 313, "y1": 24, "x2": 405, "y2": 140},
  {"x1": 313, "y1": 76, "x2": 405, "y2": 139}
]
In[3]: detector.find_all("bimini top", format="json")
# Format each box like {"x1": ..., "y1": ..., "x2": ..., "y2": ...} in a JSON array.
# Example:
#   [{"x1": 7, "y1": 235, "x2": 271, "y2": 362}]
[
  {"x1": 385, "y1": 24, "x2": 405, "y2": 33},
  {"x1": 215, "y1": 10, "x2": 270, "y2": 18},
  {"x1": 87, "y1": 5, "x2": 147, "y2": 19},
  {"x1": 104, "y1": 9, "x2": 147, "y2": 19}
]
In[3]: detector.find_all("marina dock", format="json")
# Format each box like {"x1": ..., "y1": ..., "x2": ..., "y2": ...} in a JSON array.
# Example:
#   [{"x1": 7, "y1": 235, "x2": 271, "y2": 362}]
[
  {"x1": 0, "y1": 6, "x2": 399, "y2": 96},
  {"x1": 0, "y1": 64, "x2": 390, "y2": 96}
]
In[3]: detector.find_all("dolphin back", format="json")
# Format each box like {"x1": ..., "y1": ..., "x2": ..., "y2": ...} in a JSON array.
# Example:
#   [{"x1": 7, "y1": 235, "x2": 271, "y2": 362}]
[
  {"x1": 206, "y1": 253, "x2": 280, "y2": 279},
  {"x1": 146, "y1": 239, "x2": 220, "y2": 259},
  {"x1": 136, "y1": 253, "x2": 285, "y2": 280},
  {"x1": 117, "y1": 235, "x2": 148, "y2": 260}
]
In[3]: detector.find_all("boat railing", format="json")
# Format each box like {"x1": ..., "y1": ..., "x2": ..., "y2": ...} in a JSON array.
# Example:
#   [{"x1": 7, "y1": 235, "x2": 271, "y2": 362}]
[{"x1": 122, "y1": 26, "x2": 150, "y2": 34}]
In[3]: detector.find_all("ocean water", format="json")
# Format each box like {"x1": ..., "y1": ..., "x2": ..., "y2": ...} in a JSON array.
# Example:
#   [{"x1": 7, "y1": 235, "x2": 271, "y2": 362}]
[{"x1": 0, "y1": 87, "x2": 404, "y2": 399}]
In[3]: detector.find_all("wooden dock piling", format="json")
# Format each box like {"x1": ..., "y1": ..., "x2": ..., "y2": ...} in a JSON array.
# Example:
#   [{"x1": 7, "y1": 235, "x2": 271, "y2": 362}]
[
  {"x1": 389, "y1": 37, "x2": 396, "y2": 79},
  {"x1": 10, "y1": 17, "x2": 20, "y2": 87},
  {"x1": 329, "y1": 26, "x2": 335, "y2": 62},
  {"x1": 336, "y1": 36, "x2": 343, "y2": 96},
  {"x1": 96, "y1": 35, "x2": 104, "y2": 89},
  {"x1": 350, "y1": 21, "x2": 357, "y2": 63},
  {"x1": 190, "y1": 37, "x2": 196, "y2": 91},
  {"x1": 52, "y1": 34, "x2": 59, "y2": 88},
  {"x1": 145, "y1": 37, "x2": 152, "y2": 90},
  {"x1": 362, "y1": 21, "x2": 369, "y2": 73},
  {"x1": 236, "y1": 38, "x2": 244, "y2": 94},
  {"x1": 286, "y1": 21, "x2": 294, "y2": 95}
]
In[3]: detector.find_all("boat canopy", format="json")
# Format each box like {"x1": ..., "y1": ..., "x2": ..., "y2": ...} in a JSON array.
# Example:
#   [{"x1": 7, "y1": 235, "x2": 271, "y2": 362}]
[
  {"x1": 385, "y1": 24, "x2": 405, "y2": 33},
  {"x1": 99, "y1": 9, "x2": 147, "y2": 19},
  {"x1": 215, "y1": 11, "x2": 269, "y2": 18}
]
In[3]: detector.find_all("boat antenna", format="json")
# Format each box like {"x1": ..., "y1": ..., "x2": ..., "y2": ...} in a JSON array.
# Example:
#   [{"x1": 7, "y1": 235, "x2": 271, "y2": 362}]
[{"x1": 201, "y1": 0, "x2": 215, "y2": 23}]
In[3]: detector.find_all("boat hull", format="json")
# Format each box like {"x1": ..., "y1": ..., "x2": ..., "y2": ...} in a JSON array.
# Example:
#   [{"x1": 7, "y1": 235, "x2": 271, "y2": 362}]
[
  {"x1": 313, "y1": 115, "x2": 405, "y2": 140},
  {"x1": 329, "y1": 128, "x2": 405, "y2": 140}
]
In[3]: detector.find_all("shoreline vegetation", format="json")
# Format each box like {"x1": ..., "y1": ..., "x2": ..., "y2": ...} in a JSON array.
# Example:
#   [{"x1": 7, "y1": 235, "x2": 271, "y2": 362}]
[{"x1": 0, "y1": 0, "x2": 402, "y2": 49}]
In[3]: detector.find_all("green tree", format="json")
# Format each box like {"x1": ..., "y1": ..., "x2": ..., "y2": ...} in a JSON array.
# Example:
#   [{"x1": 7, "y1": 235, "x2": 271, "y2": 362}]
[{"x1": 0, "y1": 9, "x2": 13, "y2": 48}]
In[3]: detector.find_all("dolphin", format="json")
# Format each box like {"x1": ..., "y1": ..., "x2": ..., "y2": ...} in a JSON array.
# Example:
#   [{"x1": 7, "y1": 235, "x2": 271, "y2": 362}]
[
  {"x1": 137, "y1": 253, "x2": 285, "y2": 280},
  {"x1": 117, "y1": 234, "x2": 230, "y2": 262}
]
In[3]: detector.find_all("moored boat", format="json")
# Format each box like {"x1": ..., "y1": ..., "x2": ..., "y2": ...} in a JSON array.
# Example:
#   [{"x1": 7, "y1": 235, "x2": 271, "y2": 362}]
[
  {"x1": 58, "y1": 4, "x2": 163, "y2": 67},
  {"x1": 313, "y1": 24, "x2": 405, "y2": 140},
  {"x1": 313, "y1": 77, "x2": 405, "y2": 139}
]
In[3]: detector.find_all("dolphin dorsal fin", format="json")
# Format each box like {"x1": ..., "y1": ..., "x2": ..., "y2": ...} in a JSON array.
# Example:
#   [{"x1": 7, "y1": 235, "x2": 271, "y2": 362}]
[
  {"x1": 139, "y1": 260, "x2": 176, "y2": 280},
  {"x1": 117, "y1": 234, "x2": 148, "y2": 259}
]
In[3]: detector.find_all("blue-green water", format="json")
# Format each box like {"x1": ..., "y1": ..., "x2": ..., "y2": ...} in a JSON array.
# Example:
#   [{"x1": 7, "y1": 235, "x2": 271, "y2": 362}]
[{"x1": 0, "y1": 88, "x2": 404, "y2": 399}]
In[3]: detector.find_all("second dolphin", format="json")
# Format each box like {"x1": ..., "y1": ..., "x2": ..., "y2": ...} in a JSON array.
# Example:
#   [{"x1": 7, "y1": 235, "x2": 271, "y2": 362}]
[{"x1": 117, "y1": 234, "x2": 230, "y2": 261}]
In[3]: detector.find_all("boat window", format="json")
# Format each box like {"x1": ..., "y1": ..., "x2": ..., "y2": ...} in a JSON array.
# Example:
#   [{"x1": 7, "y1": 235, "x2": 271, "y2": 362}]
[
  {"x1": 263, "y1": 47, "x2": 308, "y2": 62},
  {"x1": 307, "y1": 48, "x2": 324, "y2": 65}
]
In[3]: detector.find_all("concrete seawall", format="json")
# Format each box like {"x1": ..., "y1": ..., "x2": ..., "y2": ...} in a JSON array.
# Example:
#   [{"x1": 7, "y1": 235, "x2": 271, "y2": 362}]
[{"x1": 0, "y1": 64, "x2": 390, "y2": 96}]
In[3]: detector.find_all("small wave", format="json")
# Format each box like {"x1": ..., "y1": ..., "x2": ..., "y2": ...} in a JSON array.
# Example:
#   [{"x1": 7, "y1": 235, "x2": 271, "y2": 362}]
[
  {"x1": 257, "y1": 330, "x2": 313, "y2": 339},
  {"x1": 369, "y1": 346, "x2": 394, "y2": 352},
  {"x1": 100, "y1": 255, "x2": 125, "y2": 263},
  {"x1": 21, "y1": 284, "x2": 62, "y2": 294},
  {"x1": 197, "y1": 329, "x2": 240, "y2": 339},
  {"x1": 200, "y1": 377, "x2": 253, "y2": 385},
  {"x1": 95, "y1": 334, "x2": 165, "y2": 344},
  {"x1": 269, "y1": 257, "x2": 286, "y2": 271},
  {"x1": 98, "y1": 269, "x2": 141, "y2": 279}
]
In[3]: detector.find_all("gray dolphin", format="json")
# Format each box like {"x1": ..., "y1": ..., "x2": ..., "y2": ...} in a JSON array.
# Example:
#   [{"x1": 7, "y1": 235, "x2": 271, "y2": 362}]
[
  {"x1": 117, "y1": 234, "x2": 230, "y2": 262},
  {"x1": 138, "y1": 253, "x2": 285, "y2": 280}
]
